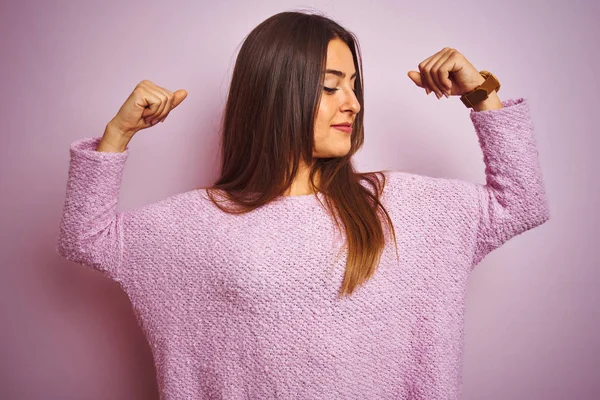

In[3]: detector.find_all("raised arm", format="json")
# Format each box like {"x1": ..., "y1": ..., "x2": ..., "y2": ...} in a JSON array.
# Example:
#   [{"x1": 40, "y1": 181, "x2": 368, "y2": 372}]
[
  {"x1": 56, "y1": 80, "x2": 188, "y2": 286},
  {"x1": 468, "y1": 97, "x2": 550, "y2": 268},
  {"x1": 407, "y1": 49, "x2": 550, "y2": 269},
  {"x1": 56, "y1": 126, "x2": 133, "y2": 285}
]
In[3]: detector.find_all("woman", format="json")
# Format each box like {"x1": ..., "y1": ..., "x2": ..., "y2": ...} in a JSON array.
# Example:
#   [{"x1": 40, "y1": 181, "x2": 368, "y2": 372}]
[{"x1": 57, "y1": 10, "x2": 550, "y2": 400}]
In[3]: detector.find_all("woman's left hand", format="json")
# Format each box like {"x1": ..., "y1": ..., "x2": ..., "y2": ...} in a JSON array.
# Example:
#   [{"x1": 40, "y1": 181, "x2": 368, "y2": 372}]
[{"x1": 407, "y1": 48, "x2": 486, "y2": 99}]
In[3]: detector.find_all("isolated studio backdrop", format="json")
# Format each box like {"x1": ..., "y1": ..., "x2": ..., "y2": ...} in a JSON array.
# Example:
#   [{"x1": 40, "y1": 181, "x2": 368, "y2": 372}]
[{"x1": 0, "y1": 1, "x2": 598, "y2": 399}]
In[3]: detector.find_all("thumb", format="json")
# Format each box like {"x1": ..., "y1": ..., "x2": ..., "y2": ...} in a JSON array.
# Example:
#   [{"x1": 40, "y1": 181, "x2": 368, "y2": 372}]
[
  {"x1": 172, "y1": 89, "x2": 188, "y2": 108},
  {"x1": 407, "y1": 71, "x2": 424, "y2": 88}
]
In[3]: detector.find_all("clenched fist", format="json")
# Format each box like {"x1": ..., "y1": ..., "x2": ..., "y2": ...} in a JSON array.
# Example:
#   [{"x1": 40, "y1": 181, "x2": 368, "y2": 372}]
[
  {"x1": 407, "y1": 47, "x2": 486, "y2": 100},
  {"x1": 109, "y1": 80, "x2": 188, "y2": 138}
]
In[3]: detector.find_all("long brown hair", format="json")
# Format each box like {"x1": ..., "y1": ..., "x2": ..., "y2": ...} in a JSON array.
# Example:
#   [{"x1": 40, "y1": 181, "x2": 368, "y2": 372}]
[{"x1": 205, "y1": 10, "x2": 399, "y2": 297}]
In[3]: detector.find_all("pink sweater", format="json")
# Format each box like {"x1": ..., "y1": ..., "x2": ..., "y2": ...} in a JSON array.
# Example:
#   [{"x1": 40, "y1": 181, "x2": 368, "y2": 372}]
[{"x1": 57, "y1": 97, "x2": 549, "y2": 399}]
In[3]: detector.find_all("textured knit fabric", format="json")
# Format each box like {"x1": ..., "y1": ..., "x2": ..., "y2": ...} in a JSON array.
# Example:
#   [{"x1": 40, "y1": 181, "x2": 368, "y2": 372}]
[{"x1": 56, "y1": 97, "x2": 549, "y2": 400}]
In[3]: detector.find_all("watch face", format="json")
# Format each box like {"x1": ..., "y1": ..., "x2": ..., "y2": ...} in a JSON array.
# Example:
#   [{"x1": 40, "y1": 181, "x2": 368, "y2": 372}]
[{"x1": 471, "y1": 88, "x2": 488, "y2": 103}]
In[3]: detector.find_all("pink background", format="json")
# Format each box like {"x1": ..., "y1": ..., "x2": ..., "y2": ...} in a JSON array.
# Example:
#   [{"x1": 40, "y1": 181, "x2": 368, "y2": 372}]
[{"x1": 1, "y1": 1, "x2": 598, "y2": 399}]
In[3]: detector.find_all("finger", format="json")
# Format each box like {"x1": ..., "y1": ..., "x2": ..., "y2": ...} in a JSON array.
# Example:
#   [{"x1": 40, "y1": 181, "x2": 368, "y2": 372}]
[
  {"x1": 157, "y1": 89, "x2": 186, "y2": 124},
  {"x1": 172, "y1": 89, "x2": 188, "y2": 109},
  {"x1": 418, "y1": 55, "x2": 435, "y2": 95},
  {"x1": 420, "y1": 54, "x2": 444, "y2": 97},
  {"x1": 423, "y1": 50, "x2": 449, "y2": 98},
  {"x1": 152, "y1": 86, "x2": 175, "y2": 122},
  {"x1": 421, "y1": 60, "x2": 440, "y2": 98},
  {"x1": 430, "y1": 49, "x2": 454, "y2": 97},
  {"x1": 407, "y1": 71, "x2": 427, "y2": 93},
  {"x1": 147, "y1": 88, "x2": 169, "y2": 124},
  {"x1": 136, "y1": 81, "x2": 163, "y2": 119},
  {"x1": 139, "y1": 90, "x2": 162, "y2": 121}
]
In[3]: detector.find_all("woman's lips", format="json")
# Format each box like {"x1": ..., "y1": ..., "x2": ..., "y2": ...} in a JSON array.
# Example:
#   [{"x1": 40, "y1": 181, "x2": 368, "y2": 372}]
[{"x1": 332, "y1": 125, "x2": 352, "y2": 133}]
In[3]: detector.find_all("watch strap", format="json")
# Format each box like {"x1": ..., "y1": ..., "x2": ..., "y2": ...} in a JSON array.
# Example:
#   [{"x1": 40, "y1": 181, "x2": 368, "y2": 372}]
[{"x1": 460, "y1": 70, "x2": 501, "y2": 108}]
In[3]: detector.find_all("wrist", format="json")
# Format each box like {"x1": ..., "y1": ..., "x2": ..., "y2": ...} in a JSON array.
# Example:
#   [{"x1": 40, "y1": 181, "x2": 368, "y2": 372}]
[
  {"x1": 467, "y1": 71, "x2": 503, "y2": 111},
  {"x1": 98, "y1": 122, "x2": 132, "y2": 153},
  {"x1": 471, "y1": 91, "x2": 503, "y2": 112}
]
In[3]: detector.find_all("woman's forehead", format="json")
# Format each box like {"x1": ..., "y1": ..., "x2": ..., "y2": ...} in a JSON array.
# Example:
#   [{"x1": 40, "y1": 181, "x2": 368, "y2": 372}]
[{"x1": 325, "y1": 39, "x2": 356, "y2": 76}]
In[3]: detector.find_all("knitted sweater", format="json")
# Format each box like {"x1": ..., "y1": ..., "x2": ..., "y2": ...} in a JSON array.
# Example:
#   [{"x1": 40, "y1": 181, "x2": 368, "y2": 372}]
[{"x1": 56, "y1": 97, "x2": 549, "y2": 400}]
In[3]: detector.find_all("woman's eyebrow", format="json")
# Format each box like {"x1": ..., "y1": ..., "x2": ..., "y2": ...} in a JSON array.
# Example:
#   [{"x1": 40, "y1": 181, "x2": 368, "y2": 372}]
[{"x1": 325, "y1": 69, "x2": 357, "y2": 79}]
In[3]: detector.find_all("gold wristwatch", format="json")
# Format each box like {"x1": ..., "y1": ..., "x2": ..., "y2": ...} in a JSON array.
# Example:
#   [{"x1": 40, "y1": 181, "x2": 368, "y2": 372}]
[{"x1": 460, "y1": 70, "x2": 501, "y2": 108}]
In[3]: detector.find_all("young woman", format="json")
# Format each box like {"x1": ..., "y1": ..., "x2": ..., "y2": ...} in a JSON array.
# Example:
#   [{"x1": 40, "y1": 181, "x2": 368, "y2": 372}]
[{"x1": 57, "y1": 10, "x2": 550, "y2": 400}]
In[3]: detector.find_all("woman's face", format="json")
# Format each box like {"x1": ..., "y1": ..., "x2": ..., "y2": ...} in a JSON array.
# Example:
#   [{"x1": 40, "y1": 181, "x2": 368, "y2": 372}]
[{"x1": 313, "y1": 38, "x2": 361, "y2": 158}]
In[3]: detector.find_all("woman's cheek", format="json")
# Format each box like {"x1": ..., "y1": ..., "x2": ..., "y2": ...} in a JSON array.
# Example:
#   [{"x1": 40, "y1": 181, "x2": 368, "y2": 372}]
[{"x1": 319, "y1": 98, "x2": 334, "y2": 127}]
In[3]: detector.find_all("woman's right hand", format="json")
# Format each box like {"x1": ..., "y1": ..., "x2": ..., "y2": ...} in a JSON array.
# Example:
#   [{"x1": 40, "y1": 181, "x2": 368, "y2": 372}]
[{"x1": 108, "y1": 80, "x2": 188, "y2": 139}]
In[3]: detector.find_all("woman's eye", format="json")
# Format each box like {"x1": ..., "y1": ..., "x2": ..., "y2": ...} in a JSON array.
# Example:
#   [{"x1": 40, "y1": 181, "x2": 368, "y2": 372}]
[
  {"x1": 324, "y1": 87, "x2": 356, "y2": 94},
  {"x1": 323, "y1": 86, "x2": 356, "y2": 93}
]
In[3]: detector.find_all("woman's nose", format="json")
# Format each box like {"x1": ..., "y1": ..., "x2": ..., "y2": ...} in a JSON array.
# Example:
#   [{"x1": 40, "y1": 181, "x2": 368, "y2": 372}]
[{"x1": 342, "y1": 89, "x2": 360, "y2": 114}]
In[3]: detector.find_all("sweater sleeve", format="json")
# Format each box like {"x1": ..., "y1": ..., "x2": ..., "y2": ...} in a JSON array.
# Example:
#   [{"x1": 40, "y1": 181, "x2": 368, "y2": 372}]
[
  {"x1": 468, "y1": 97, "x2": 550, "y2": 269},
  {"x1": 56, "y1": 136, "x2": 132, "y2": 286}
]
